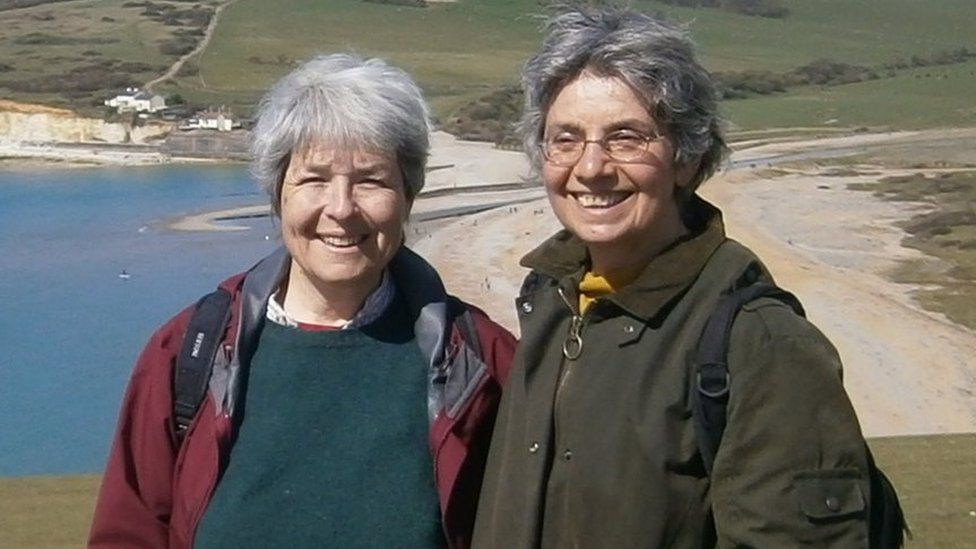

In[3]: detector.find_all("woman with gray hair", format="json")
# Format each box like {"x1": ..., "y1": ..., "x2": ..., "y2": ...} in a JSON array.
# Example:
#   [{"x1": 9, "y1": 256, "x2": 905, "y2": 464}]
[
  {"x1": 474, "y1": 6, "x2": 885, "y2": 547},
  {"x1": 90, "y1": 54, "x2": 514, "y2": 549}
]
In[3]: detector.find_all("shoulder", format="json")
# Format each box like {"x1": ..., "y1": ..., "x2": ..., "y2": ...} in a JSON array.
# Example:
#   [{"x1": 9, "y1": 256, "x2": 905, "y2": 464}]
[
  {"x1": 728, "y1": 295, "x2": 846, "y2": 396},
  {"x1": 451, "y1": 298, "x2": 517, "y2": 384},
  {"x1": 131, "y1": 272, "x2": 246, "y2": 385}
]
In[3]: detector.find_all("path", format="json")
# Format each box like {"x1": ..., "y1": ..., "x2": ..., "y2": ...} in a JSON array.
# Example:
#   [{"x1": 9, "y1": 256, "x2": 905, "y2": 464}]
[{"x1": 145, "y1": 0, "x2": 239, "y2": 92}]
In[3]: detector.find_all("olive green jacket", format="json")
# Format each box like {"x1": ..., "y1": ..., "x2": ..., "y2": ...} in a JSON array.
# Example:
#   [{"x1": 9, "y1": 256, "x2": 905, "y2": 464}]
[{"x1": 473, "y1": 199, "x2": 871, "y2": 548}]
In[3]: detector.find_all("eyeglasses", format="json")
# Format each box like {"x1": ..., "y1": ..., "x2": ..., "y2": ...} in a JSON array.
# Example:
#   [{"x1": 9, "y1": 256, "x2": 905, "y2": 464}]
[{"x1": 541, "y1": 129, "x2": 663, "y2": 167}]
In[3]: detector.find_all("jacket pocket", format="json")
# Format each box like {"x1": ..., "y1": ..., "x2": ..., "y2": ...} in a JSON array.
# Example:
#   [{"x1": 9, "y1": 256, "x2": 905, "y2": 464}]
[{"x1": 793, "y1": 469, "x2": 866, "y2": 522}]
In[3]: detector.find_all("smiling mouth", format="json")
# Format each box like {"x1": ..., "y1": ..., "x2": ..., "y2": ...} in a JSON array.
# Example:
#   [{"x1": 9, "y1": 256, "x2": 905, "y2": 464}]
[
  {"x1": 572, "y1": 191, "x2": 631, "y2": 209},
  {"x1": 320, "y1": 234, "x2": 368, "y2": 248}
]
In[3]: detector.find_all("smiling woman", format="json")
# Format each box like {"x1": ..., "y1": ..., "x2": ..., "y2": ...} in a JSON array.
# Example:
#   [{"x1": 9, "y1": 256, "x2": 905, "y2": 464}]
[
  {"x1": 473, "y1": 6, "x2": 899, "y2": 548},
  {"x1": 89, "y1": 54, "x2": 515, "y2": 549},
  {"x1": 279, "y1": 146, "x2": 410, "y2": 325}
]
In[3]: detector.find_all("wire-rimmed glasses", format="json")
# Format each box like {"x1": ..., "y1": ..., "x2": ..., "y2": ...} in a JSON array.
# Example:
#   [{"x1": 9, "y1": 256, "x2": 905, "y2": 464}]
[{"x1": 541, "y1": 129, "x2": 663, "y2": 167}]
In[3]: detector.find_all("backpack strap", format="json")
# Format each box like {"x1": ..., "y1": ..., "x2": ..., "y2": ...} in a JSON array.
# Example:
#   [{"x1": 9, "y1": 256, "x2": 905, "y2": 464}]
[
  {"x1": 692, "y1": 281, "x2": 909, "y2": 546},
  {"x1": 450, "y1": 296, "x2": 482, "y2": 359},
  {"x1": 691, "y1": 282, "x2": 804, "y2": 474},
  {"x1": 172, "y1": 287, "x2": 233, "y2": 442}
]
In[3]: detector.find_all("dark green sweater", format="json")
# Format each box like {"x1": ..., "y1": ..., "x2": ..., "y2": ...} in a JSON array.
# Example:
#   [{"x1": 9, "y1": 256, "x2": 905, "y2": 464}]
[{"x1": 195, "y1": 298, "x2": 444, "y2": 548}]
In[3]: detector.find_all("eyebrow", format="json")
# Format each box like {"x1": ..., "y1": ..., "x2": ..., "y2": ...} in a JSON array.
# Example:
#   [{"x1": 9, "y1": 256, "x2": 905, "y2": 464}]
[{"x1": 545, "y1": 118, "x2": 658, "y2": 134}]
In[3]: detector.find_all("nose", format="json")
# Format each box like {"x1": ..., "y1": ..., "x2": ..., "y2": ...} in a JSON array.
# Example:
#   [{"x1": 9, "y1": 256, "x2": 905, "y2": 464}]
[
  {"x1": 322, "y1": 179, "x2": 356, "y2": 219},
  {"x1": 572, "y1": 141, "x2": 613, "y2": 181}
]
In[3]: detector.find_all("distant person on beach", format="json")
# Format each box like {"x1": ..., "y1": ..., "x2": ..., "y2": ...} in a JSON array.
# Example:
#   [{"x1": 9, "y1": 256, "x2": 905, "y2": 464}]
[
  {"x1": 473, "y1": 7, "x2": 892, "y2": 547},
  {"x1": 90, "y1": 54, "x2": 515, "y2": 548}
]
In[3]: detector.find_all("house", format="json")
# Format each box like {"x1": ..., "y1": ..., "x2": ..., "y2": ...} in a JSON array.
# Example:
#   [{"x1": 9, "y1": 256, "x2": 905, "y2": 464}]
[
  {"x1": 105, "y1": 88, "x2": 167, "y2": 113},
  {"x1": 179, "y1": 106, "x2": 236, "y2": 132}
]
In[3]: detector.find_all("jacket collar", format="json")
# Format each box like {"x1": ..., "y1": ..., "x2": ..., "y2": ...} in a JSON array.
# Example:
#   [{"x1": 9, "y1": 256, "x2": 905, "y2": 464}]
[
  {"x1": 231, "y1": 245, "x2": 459, "y2": 421},
  {"x1": 520, "y1": 195, "x2": 727, "y2": 321}
]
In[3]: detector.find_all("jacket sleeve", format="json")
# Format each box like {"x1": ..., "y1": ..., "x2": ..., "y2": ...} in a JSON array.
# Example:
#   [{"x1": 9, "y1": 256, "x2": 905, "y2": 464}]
[
  {"x1": 89, "y1": 310, "x2": 190, "y2": 548},
  {"x1": 710, "y1": 299, "x2": 871, "y2": 548}
]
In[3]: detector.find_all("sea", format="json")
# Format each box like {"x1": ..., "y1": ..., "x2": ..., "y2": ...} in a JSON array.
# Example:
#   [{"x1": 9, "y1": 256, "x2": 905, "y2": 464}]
[{"x1": 0, "y1": 164, "x2": 278, "y2": 477}]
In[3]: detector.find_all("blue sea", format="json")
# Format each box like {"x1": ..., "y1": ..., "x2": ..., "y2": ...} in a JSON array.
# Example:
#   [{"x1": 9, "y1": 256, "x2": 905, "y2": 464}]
[{"x1": 0, "y1": 164, "x2": 278, "y2": 477}]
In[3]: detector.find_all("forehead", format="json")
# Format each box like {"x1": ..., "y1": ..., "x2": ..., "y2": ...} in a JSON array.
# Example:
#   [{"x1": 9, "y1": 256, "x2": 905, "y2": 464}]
[
  {"x1": 288, "y1": 144, "x2": 398, "y2": 174},
  {"x1": 545, "y1": 73, "x2": 653, "y2": 130}
]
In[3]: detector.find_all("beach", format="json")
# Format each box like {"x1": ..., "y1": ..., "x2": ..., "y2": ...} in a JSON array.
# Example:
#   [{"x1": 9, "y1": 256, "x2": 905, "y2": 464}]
[
  {"x1": 409, "y1": 130, "x2": 976, "y2": 438},
  {"x1": 141, "y1": 128, "x2": 976, "y2": 437}
]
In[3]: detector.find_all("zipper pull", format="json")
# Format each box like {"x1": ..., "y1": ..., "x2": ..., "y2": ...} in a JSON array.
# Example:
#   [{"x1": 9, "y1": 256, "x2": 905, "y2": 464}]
[
  {"x1": 557, "y1": 287, "x2": 584, "y2": 360},
  {"x1": 563, "y1": 314, "x2": 583, "y2": 360}
]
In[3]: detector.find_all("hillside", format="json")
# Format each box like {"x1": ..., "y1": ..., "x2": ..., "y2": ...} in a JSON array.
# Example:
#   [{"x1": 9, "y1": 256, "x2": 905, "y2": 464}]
[{"x1": 1, "y1": 0, "x2": 974, "y2": 132}]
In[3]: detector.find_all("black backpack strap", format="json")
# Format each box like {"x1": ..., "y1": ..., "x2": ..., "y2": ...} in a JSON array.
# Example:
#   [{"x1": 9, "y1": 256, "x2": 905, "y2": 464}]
[
  {"x1": 173, "y1": 287, "x2": 233, "y2": 441},
  {"x1": 692, "y1": 282, "x2": 804, "y2": 474}
]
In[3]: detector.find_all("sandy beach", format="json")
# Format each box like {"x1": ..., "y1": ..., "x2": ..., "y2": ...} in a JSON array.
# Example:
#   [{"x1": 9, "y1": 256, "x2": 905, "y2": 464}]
[
  {"x1": 412, "y1": 129, "x2": 976, "y2": 438},
  {"x1": 163, "y1": 129, "x2": 976, "y2": 437}
]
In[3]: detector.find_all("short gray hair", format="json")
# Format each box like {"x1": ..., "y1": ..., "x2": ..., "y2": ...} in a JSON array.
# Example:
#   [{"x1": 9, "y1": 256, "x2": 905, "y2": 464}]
[
  {"x1": 521, "y1": 6, "x2": 726, "y2": 195},
  {"x1": 251, "y1": 54, "x2": 431, "y2": 213}
]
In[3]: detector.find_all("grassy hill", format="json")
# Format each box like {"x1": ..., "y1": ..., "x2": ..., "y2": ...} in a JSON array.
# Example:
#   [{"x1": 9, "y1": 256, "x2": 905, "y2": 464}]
[
  {"x1": 1, "y1": 0, "x2": 974, "y2": 131},
  {"x1": 4, "y1": 435, "x2": 974, "y2": 547}
]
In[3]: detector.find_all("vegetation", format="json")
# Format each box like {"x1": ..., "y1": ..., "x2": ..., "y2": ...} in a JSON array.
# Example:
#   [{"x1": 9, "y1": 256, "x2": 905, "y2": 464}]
[
  {"x1": 3, "y1": 434, "x2": 973, "y2": 547},
  {"x1": 2, "y1": 0, "x2": 975, "y2": 130},
  {"x1": 0, "y1": 0, "x2": 217, "y2": 114},
  {"x1": 869, "y1": 434, "x2": 976, "y2": 547},
  {"x1": 441, "y1": 85, "x2": 522, "y2": 145},
  {"x1": 649, "y1": 0, "x2": 789, "y2": 19},
  {"x1": 362, "y1": 0, "x2": 427, "y2": 7},
  {"x1": 0, "y1": 0, "x2": 75, "y2": 11},
  {"x1": 722, "y1": 61, "x2": 976, "y2": 130},
  {"x1": 0, "y1": 475, "x2": 99, "y2": 549},
  {"x1": 849, "y1": 171, "x2": 976, "y2": 329},
  {"x1": 715, "y1": 48, "x2": 973, "y2": 100}
]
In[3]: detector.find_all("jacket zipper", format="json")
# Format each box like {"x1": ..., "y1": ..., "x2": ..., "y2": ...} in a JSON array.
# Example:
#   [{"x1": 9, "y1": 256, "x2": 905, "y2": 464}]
[{"x1": 554, "y1": 286, "x2": 584, "y2": 422}]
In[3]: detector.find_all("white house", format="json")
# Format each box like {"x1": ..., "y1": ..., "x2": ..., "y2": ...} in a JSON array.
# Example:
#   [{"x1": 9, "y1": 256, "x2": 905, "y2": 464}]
[
  {"x1": 105, "y1": 88, "x2": 166, "y2": 113},
  {"x1": 179, "y1": 107, "x2": 235, "y2": 132}
]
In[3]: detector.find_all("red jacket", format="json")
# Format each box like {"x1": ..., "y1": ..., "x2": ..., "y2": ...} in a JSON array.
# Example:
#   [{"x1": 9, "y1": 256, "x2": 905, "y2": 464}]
[{"x1": 90, "y1": 247, "x2": 515, "y2": 548}]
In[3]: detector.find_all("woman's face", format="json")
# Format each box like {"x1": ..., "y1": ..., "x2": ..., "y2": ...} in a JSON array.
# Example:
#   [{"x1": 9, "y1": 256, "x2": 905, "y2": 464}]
[
  {"x1": 279, "y1": 145, "x2": 409, "y2": 294},
  {"x1": 541, "y1": 73, "x2": 691, "y2": 271}
]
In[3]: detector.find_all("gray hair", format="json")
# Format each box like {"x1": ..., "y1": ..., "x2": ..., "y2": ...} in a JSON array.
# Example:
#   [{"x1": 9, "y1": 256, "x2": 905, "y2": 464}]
[
  {"x1": 251, "y1": 54, "x2": 431, "y2": 214},
  {"x1": 521, "y1": 6, "x2": 726, "y2": 195}
]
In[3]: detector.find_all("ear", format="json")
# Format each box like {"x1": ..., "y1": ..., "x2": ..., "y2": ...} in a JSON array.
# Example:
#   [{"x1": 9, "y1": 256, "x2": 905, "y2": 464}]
[{"x1": 675, "y1": 158, "x2": 700, "y2": 189}]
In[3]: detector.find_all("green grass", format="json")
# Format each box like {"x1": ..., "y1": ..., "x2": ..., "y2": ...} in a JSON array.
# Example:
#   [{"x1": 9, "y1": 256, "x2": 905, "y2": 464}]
[
  {"x1": 2, "y1": 0, "x2": 975, "y2": 126},
  {"x1": 0, "y1": 474, "x2": 99, "y2": 549},
  {"x1": 0, "y1": 0, "x2": 204, "y2": 112},
  {"x1": 869, "y1": 434, "x2": 976, "y2": 547},
  {"x1": 656, "y1": 0, "x2": 976, "y2": 72},
  {"x1": 723, "y1": 61, "x2": 976, "y2": 130},
  {"x1": 193, "y1": 0, "x2": 540, "y2": 117},
  {"x1": 185, "y1": 0, "x2": 976, "y2": 122},
  {"x1": 3, "y1": 435, "x2": 973, "y2": 546}
]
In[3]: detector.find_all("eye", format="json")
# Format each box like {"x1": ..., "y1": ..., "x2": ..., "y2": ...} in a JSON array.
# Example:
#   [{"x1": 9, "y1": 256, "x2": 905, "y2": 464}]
[
  {"x1": 547, "y1": 132, "x2": 582, "y2": 151},
  {"x1": 293, "y1": 177, "x2": 327, "y2": 188},
  {"x1": 607, "y1": 129, "x2": 645, "y2": 143},
  {"x1": 356, "y1": 177, "x2": 390, "y2": 190}
]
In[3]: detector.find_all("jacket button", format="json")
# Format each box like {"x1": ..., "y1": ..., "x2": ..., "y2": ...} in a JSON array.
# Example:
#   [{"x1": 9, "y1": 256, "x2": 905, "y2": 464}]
[
  {"x1": 521, "y1": 301, "x2": 533, "y2": 314},
  {"x1": 528, "y1": 442, "x2": 539, "y2": 454},
  {"x1": 623, "y1": 324, "x2": 635, "y2": 334},
  {"x1": 562, "y1": 449, "x2": 573, "y2": 461},
  {"x1": 825, "y1": 496, "x2": 841, "y2": 512}
]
